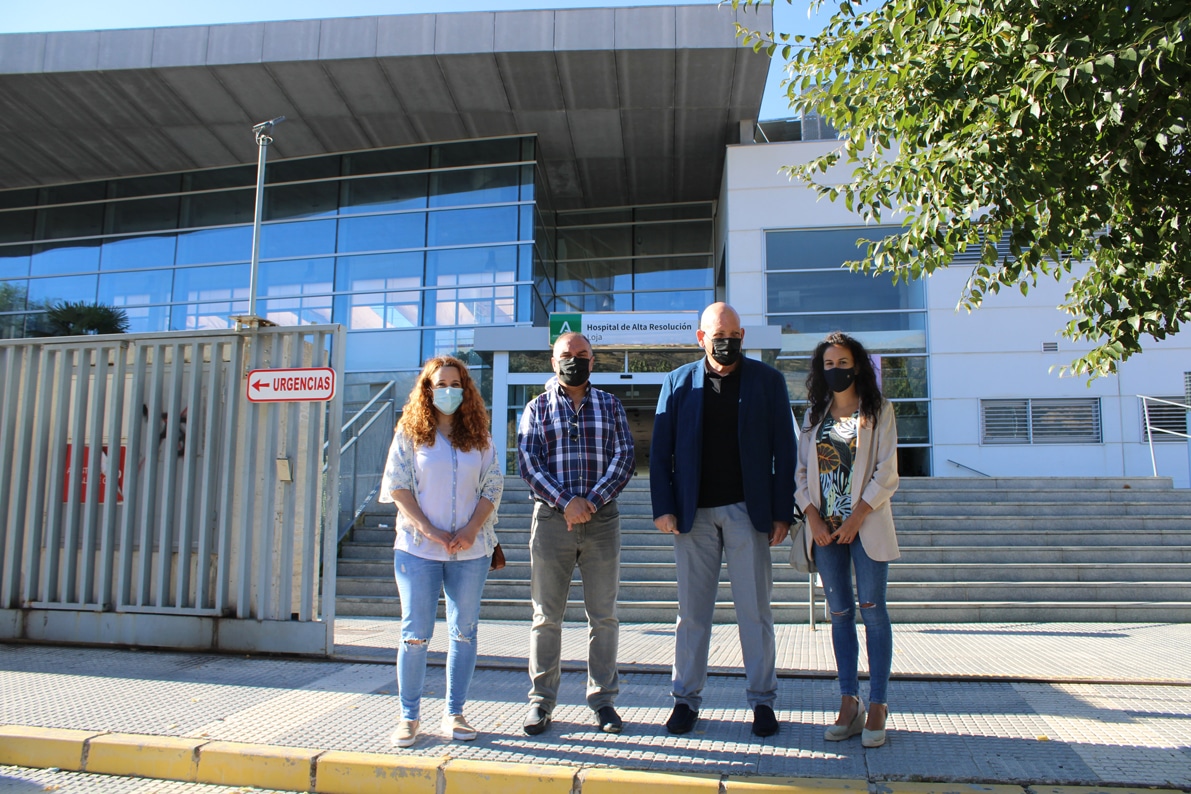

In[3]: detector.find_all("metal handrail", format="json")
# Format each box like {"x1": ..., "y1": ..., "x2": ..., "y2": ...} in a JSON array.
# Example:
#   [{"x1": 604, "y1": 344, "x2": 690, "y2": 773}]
[
  {"x1": 947, "y1": 459, "x2": 993, "y2": 477},
  {"x1": 1139, "y1": 394, "x2": 1191, "y2": 478},
  {"x1": 325, "y1": 382, "x2": 397, "y2": 541}
]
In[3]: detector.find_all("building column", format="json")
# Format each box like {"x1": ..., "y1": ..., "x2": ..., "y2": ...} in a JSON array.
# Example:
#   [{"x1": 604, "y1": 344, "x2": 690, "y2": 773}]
[{"x1": 491, "y1": 351, "x2": 510, "y2": 474}]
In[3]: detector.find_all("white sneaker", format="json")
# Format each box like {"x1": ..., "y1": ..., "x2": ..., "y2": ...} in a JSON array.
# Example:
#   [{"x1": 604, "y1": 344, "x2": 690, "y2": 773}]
[
  {"x1": 391, "y1": 719, "x2": 419, "y2": 747},
  {"x1": 442, "y1": 713, "x2": 478, "y2": 741}
]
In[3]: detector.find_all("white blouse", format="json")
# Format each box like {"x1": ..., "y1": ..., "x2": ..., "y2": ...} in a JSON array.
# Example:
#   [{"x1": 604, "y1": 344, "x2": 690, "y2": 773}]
[{"x1": 379, "y1": 429, "x2": 503, "y2": 562}]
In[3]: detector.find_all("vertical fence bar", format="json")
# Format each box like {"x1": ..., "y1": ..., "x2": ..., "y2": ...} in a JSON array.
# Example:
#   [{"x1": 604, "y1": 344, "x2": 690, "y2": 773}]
[
  {"x1": 236, "y1": 332, "x2": 264, "y2": 618},
  {"x1": 1, "y1": 346, "x2": 34, "y2": 608},
  {"x1": 322, "y1": 328, "x2": 346, "y2": 648},
  {"x1": 193, "y1": 341, "x2": 221, "y2": 610},
  {"x1": 277, "y1": 331, "x2": 303, "y2": 620},
  {"x1": 255, "y1": 332, "x2": 284, "y2": 620},
  {"x1": 42, "y1": 349, "x2": 75, "y2": 603},
  {"x1": 173, "y1": 340, "x2": 204, "y2": 609},
  {"x1": 136, "y1": 345, "x2": 165, "y2": 606},
  {"x1": 98, "y1": 342, "x2": 128, "y2": 610},
  {"x1": 155, "y1": 343, "x2": 185, "y2": 607},
  {"x1": 298, "y1": 345, "x2": 322, "y2": 622},
  {"x1": 215, "y1": 335, "x2": 244, "y2": 614},
  {"x1": 62, "y1": 347, "x2": 92, "y2": 603},
  {"x1": 117, "y1": 343, "x2": 149, "y2": 608},
  {"x1": 23, "y1": 347, "x2": 57, "y2": 604},
  {"x1": 79, "y1": 345, "x2": 111, "y2": 605},
  {"x1": 0, "y1": 347, "x2": 19, "y2": 602}
]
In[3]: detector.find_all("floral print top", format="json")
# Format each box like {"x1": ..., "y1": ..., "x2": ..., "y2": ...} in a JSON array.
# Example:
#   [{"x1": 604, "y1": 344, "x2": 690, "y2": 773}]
[{"x1": 817, "y1": 412, "x2": 859, "y2": 531}]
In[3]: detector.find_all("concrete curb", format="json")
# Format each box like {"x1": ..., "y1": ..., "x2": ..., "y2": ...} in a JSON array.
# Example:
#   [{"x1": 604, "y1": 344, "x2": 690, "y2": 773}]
[{"x1": 1, "y1": 725, "x2": 1187, "y2": 794}]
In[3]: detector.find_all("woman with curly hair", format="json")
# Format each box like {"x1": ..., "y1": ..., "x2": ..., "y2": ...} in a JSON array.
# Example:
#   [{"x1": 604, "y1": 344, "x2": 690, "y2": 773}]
[
  {"x1": 794, "y1": 332, "x2": 900, "y2": 748},
  {"x1": 380, "y1": 355, "x2": 503, "y2": 748}
]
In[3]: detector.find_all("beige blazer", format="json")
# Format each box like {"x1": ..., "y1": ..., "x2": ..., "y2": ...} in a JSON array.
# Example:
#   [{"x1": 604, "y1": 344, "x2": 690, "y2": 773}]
[{"x1": 795, "y1": 399, "x2": 900, "y2": 562}]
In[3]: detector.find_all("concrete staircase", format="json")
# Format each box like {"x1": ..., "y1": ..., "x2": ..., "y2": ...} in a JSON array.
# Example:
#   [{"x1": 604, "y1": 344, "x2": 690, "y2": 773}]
[{"x1": 335, "y1": 476, "x2": 1191, "y2": 623}]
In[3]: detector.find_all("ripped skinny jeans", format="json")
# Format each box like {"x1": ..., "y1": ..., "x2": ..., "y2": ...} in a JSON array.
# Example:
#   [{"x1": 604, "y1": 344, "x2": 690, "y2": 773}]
[
  {"x1": 392, "y1": 549, "x2": 490, "y2": 720},
  {"x1": 813, "y1": 534, "x2": 892, "y2": 704}
]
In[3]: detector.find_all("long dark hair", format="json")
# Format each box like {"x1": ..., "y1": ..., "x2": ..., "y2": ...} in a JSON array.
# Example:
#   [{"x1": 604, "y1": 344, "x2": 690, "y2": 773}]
[{"x1": 805, "y1": 331, "x2": 884, "y2": 428}]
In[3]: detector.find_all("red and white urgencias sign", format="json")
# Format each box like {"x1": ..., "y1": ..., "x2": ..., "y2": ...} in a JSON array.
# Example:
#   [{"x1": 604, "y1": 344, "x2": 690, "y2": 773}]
[{"x1": 246, "y1": 367, "x2": 336, "y2": 403}]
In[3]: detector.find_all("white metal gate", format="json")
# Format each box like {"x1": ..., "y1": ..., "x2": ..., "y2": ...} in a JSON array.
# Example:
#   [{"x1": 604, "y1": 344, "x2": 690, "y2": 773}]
[{"x1": 0, "y1": 325, "x2": 345, "y2": 655}]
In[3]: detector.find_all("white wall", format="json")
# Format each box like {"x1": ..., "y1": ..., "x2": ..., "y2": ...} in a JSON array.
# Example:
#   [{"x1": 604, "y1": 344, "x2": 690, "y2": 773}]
[{"x1": 720, "y1": 140, "x2": 1191, "y2": 486}]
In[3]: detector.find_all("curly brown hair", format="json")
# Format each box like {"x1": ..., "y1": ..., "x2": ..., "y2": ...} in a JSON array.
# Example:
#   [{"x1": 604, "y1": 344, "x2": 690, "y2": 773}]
[{"x1": 396, "y1": 356, "x2": 491, "y2": 453}]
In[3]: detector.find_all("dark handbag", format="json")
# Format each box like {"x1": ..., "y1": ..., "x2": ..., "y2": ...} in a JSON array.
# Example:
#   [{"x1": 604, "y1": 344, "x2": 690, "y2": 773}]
[{"x1": 489, "y1": 542, "x2": 506, "y2": 571}]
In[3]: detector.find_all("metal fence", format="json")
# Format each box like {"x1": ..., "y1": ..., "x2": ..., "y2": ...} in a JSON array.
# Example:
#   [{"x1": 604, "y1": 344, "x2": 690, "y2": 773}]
[{"x1": 0, "y1": 325, "x2": 345, "y2": 655}]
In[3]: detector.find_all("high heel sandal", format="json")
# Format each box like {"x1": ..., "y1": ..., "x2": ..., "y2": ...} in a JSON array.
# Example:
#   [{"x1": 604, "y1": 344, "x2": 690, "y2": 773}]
[
  {"x1": 824, "y1": 695, "x2": 864, "y2": 741},
  {"x1": 862, "y1": 704, "x2": 888, "y2": 748}
]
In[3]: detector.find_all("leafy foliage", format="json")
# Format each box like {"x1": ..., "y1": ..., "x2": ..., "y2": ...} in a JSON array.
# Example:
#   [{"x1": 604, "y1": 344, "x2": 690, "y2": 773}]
[
  {"x1": 734, "y1": 0, "x2": 1191, "y2": 377},
  {"x1": 36, "y1": 301, "x2": 130, "y2": 337}
]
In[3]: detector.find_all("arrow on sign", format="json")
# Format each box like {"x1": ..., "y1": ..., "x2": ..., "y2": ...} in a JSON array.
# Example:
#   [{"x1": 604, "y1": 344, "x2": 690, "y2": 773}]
[{"x1": 251, "y1": 379, "x2": 269, "y2": 392}]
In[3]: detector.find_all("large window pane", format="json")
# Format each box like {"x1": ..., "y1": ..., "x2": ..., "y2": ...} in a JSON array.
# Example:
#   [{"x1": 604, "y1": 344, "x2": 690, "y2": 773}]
[
  {"x1": 776, "y1": 358, "x2": 811, "y2": 402},
  {"x1": 335, "y1": 252, "x2": 423, "y2": 292},
  {"x1": 773, "y1": 312, "x2": 926, "y2": 354},
  {"x1": 175, "y1": 226, "x2": 252, "y2": 265},
  {"x1": 342, "y1": 174, "x2": 428, "y2": 214},
  {"x1": 260, "y1": 219, "x2": 337, "y2": 258},
  {"x1": 0, "y1": 246, "x2": 30, "y2": 279},
  {"x1": 422, "y1": 327, "x2": 478, "y2": 361},
  {"x1": 180, "y1": 190, "x2": 254, "y2": 228},
  {"x1": 0, "y1": 189, "x2": 38, "y2": 210},
  {"x1": 347, "y1": 330, "x2": 422, "y2": 371},
  {"x1": 38, "y1": 203, "x2": 104, "y2": 240},
  {"x1": 187, "y1": 167, "x2": 253, "y2": 192},
  {"x1": 0, "y1": 311, "x2": 28, "y2": 339},
  {"x1": 879, "y1": 356, "x2": 929, "y2": 399},
  {"x1": 426, "y1": 246, "x2": 516, "y2": 289},
  {"x1": 429, "y1": 166, "x2": 519, "y2": 208},
  {"x1": 554, "y1": 293, "x2": 631, "y2": 312},
  {"x1": 261, "y1": 295, "x2": 333, "y2": 326},
  {"x1": 120, "y1": 305, "x2": 171, "y2": 333},
  {"x1": 433, "y1": 139, "x2": 519, "y2": 168},
  {"x1": 634, "y1": 223, "x2": 711, "y2": 256},
  {"x1": 426, "y1": 207, "x2": 518, "y2": 247},
  {"x1": 172, "y1": 300, "x2": 248, "y2": 331},
  {"x1": 264, "y1": 181, "x2": 339, "y2": 221},
  {"x1": 767, "y1": 227, "x2": 899, "y2": 271},
  {"x1": 0, "y1": 210, "x2": 34, "y2": 243},
  {"x1": 100, "y1": 236, "x2": 177, "y2": 271},
  {"x1": 28, "y1": 274, "x2": 98, "y2": 305},
  {"x1": 345, "y1": 147, "x2": 428, "y2": 176},
  {"x1": 558, "y1": 226, "x2": 631, "y2": 260},
  {"x1": 114, "y1": 174, "x2": 181, "y2": 198},
  {"x1": 1, "y1": 279, "x2": 28, "y2": 313},
  {"x1": 257, "y1": 258, "x2": 334, "y2": 297},
  {"x1": 173, "y1": 264, "x2": 249, "y2": 303},
  {"x1": 266, "y1": 155, "x2": 341, "y2": 184},
  {"x1": 32, "y1": 242, "x2": 100, "y2": 275},
  {"x1": 767, "y1": 270, "x2": 924, "y2": 314},
  {"x1": 893, "y1": 401, "x2": 930, "y2": 444},
  {"x1": 556, "y1": 260, "x2": 631, "y2": 294},
  {"x1": 635, "y1": 256, "x2": 713, "y2": 291},
  {"x1": 427, "y1": 284, "x2": 515, "y2": 326},
  {"x1": 98, "y1": 270, "x2": 173, "y2": 307},
  {"x1": 110, "y1": 196, "x2": 179, "y2": 234},
  {"x1": 337, "y1": 213, "x2": 425, "y2": 253},
  {"x1": 633, "y1": 289, "x2": 712, "y2": 312},
  {"x1": 336, "y1": 289, "x2": 420, "y2": 329}
]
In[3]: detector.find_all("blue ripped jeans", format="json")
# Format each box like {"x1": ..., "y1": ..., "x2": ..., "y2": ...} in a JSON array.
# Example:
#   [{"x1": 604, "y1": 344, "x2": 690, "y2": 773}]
[
  {"x1": 392, "y1": 549, "x2": 490, "y2": 720},
  {"x1": 813, "y1": 534, "x2": 893, "y2": 704}
]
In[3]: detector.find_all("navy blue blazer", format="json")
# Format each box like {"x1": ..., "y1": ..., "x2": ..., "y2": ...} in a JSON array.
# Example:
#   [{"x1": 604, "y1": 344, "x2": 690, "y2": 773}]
[{"x1": 650, "y1": 356, "x2": 797, "y2": 534}]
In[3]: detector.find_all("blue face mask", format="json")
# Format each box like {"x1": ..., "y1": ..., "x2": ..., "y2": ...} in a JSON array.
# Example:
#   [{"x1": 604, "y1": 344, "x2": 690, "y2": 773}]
[{"x1": 432, "y1": 386, "x2": 464, "y2": 415}]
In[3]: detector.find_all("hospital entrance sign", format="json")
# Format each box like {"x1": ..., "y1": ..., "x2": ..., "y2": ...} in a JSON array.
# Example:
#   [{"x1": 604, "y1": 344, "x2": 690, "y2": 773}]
[
  {"x1": 549, "y1": 312, "x2": 698, "y2": 347},
  {"x1": 246, "y1": 367, "x2": 337, "y2": 403}
]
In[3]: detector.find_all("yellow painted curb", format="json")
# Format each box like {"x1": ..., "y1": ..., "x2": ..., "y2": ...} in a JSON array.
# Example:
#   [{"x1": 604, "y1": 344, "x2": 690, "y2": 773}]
[
  {"x1": 0, "y1": 725, "x2": 105, "y2": 771},
  {"x1": 581, "y1": 767, "x2": 722, "y2": 794},
  {"x1": 314, "y1": 750, "x2": 441, "y2": 794},
  {"x1": 878, "y1": 785, "x2": 1025, "y2": 794},
  {"x1": 84, "y1": 733, "x2": 206, "y2": 781},
  {"x1": 443, "y1": 758, "x2": 578, "y2": 794},
  {"x1": 726, "y1": 777, "x2": 869, "y2": 793},
  {"x1": 1034, "y1": 788, "x2": 1189, "y2": 794},
  {"x1": 195, "y1": 739, "x2": 321, "y2": 792}
]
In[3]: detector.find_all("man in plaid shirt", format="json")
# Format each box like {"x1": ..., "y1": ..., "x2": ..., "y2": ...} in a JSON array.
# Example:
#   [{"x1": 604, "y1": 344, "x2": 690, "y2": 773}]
[{"x1": 517, "y1": 331, "x2": 634, "y2": 736}]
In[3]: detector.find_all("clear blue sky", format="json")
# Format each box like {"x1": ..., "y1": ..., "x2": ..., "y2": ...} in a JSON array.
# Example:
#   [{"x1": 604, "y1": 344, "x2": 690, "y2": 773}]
[{"x1": 0, "y1": 0, "x2": 829, "y2": 120}]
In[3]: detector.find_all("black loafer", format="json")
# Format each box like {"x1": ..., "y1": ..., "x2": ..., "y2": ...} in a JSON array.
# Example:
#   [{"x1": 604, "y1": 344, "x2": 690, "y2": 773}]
[
  {"x1": 523, "y1": 705, "x2": 552, "y2": 736},
  {"x1": 596, "y1": 705, "x2": 623, "y2": 734},
  {"x1": 665, "y1": 703, "x2": 698, "y2": 735},
  {"x1": 752, "y1": 704, "x2": 779, "y2": 737}
]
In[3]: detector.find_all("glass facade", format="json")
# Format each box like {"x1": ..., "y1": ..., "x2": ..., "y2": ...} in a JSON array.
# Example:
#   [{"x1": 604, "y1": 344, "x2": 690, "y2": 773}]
[
  {"x1": 0, "y1": 137, "x2": 538, "y2": 384},
  {"x1": 765, "y1": 227, "x2": 931, "y2": 475}
]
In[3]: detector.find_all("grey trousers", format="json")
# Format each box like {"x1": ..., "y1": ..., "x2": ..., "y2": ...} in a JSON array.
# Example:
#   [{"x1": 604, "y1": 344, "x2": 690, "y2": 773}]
[
  {"x1": 672, "y1": 501, "x2": 777, "y2": 710},
  {"x1": 528, "y1": 499, "x2": 621, "y2": 711}
]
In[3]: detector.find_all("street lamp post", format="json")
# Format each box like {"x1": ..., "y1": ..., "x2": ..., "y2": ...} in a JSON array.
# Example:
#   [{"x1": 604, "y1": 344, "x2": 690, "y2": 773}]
[{"x1": 243, "y1": 116, "x2": 285, "y2": 326}]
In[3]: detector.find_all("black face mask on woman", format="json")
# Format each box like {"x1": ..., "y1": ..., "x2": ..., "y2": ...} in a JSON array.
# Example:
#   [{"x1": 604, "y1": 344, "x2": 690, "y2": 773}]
[
  {"x1": 823, "y1": 366, "x2": 857, "y2": 394},
  {"x1": 709, "y1": 337, "x2": 742, "y2": 367},
  {"x1": 556, "y1": 356, "x2": 591, "y2": 387}
]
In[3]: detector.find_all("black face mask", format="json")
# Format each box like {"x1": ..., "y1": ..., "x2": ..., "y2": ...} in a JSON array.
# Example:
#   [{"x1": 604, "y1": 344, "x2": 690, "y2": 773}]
[
  {"x1": 823, "y1": 366, "x2": 856, "y2": 394},
  {"x1": 709, "y1": 337, "x2": 742, "y2": 367},
  {"x1": 556, "y1": 356, "x2": 591, "y2": 387}
]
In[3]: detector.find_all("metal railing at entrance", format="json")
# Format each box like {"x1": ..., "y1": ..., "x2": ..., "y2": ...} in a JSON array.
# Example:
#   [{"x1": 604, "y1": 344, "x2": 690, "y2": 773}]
[
  {"x1": 330, "y1": 381, "x2": 397, "y2": 542},
  {"x1": 1139, "y1": 394, "x2": 1191, "y2": 482},
  {"x1": 0, "y1": 325, "x2": 345, "y2": 655}
]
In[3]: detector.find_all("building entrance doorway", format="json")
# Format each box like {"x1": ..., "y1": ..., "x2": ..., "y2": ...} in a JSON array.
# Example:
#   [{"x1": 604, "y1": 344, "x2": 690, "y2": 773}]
[{"x1": 598, "y1": 383, "x2": 660, "y2": 474}]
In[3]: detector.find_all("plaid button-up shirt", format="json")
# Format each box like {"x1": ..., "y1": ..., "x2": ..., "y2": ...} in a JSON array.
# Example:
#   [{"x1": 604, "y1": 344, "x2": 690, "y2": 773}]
[{"x1": 517, "y1": 377, "x2": 635, "y2": 510}]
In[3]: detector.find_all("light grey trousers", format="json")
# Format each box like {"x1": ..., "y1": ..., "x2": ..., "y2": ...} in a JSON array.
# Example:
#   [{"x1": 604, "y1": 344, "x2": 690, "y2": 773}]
[
  {"x1": 672, "y1": 501, "x2": 777, "y2": 710},
  {"x1": 527, "y1": 499, "x2": 621, "y2": 711}
]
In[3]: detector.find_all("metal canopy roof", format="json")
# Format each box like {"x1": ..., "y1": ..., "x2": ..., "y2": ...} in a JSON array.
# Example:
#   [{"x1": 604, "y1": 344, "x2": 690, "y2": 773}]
[{"x1": 0, "y1": 4, "x2": 771, "y2": 209}]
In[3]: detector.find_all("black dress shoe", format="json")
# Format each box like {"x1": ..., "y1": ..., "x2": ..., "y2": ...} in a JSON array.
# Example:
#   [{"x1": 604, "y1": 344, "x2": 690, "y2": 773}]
[
  {"x1": 752, "y1": 704, "x2": 779, "y2": 737},
  {"x1": 523, "y1": 705, "x2": 552, "y2": 736},
  {"x1": 596, "y1": 705, "x2": 623, "y2": 734},
  {"x1": 665, "y1": 703, "x2": 698, "y2": 735}
]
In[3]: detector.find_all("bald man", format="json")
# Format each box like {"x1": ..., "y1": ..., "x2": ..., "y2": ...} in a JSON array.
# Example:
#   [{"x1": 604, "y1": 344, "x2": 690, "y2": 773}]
[{"x1": 650, "y1": 302, "x2": 796, "y2": 738}]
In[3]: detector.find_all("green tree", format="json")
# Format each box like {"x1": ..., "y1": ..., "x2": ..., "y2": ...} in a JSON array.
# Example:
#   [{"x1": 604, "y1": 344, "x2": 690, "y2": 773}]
[
  {"x1": 735, "y1": 0, "x2": 1190, "y2": 377},
  {"x1": 36, "y1": 301, "x2": 130, "y2": 337}
]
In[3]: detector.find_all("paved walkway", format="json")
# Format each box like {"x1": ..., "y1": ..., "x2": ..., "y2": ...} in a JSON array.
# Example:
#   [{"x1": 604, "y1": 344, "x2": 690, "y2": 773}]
[{"x1": 2, "y1": 621, "x2": 1189, "y2": 791}]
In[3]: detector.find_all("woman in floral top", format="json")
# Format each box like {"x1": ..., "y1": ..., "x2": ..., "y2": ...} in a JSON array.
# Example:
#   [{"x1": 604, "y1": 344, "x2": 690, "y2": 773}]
[
  {"x1": 794, "y1": 332, "x2": 900, "y2": 748},
  {"x1": 380, "y1": 355, "x2": 503, "y2": 748}
]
